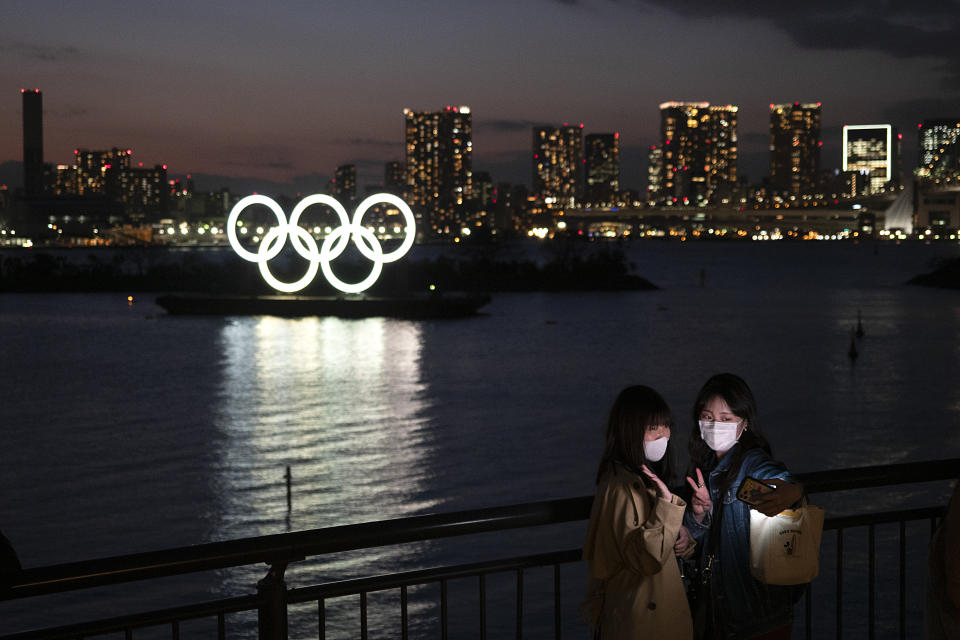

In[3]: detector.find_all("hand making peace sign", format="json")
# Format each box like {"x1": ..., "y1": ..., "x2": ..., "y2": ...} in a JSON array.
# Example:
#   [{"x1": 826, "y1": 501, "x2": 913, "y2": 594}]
[{"x1": 685, "y1": 468, "x2": 713, "y2": 523}]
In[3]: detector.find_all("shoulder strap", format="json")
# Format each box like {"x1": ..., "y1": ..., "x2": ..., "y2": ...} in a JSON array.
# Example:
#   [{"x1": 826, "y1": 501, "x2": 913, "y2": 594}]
[{"x1": 705, "y1": 487, "x2": 725, "y2": 554}]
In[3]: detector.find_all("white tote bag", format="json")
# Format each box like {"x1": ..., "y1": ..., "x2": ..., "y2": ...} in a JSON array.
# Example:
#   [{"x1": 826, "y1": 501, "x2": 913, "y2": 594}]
[{"x1": 749, "y1": 501, "x2": 825, "y2": 585}]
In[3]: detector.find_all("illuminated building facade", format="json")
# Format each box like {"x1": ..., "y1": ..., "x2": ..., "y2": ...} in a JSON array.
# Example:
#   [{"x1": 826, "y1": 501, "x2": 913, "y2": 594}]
[
  {"x1": 769, "y1": 102, "x2": 822, "y2": 196},
  {"x1": 584, "y1": 133, "x2": 620, "y2": 207},
  {"x1": 658, "y1": 102, "x2": 738, "y2": 205},
  {"x1": 472, "y1": 171, "x2": 494, "y2": 207},
  {"x1": 647, "y1": 145, "x2": 663, "y2": 204},
  {"x1": 532, "y1": 124, "x2": 584, "y2": 209},
  {"x1": 332, "y1": 164, "x2": 356, "y2": 202},
  {"x1": 916, "y1": 190, "x2": 960, "y2": 231},
  {"x1": 120, "y1": 164, "x2": 167, "y2": 216},
  {"x1": 917, "y1": 119, "x2": 960, "y2": 179},
  {"x1": 384, "y1": 161, "x2": 404, "y2": 195},
  {"x1": 54, "y1": 149, "x2": 166, "y2": 214},
  {"x1": 74, "y1": 148, "x2": 133, "y2": 198},
  {"x1": 842, "y1": 125, "x2": 900, "y2": 194},
  {"x1": 403, "y1": 105, "x2": 472, "y2": 236},
  {"x1": 21, "y1": 89, "x2": 45, "y2": 197},
  {"x1": 493, "y1": 182, "x2": 528, "y2": 232}
]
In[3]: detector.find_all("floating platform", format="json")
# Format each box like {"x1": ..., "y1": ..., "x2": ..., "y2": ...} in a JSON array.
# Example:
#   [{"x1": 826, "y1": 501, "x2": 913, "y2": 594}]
[{"x1": 154, "y1": 292, "x2": 492, "y2": 319}]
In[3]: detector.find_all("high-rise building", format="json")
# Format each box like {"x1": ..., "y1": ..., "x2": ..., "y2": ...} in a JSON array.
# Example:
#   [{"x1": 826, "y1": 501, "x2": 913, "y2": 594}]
[
  {"x1": 532, "y1": 124, "x2": 584, "y2": 209},
  {"x1": 121, "y1": 164, "x2": 168, "y2": 216},
  {"x1": 647, "y1": 144, "x2": 663, "y2": 204},
  {"x1": 384, "y1": 161, "x2": 404, "y2": 195},
  {"x1": 769, "y1": 102, "x2": 822, "y2": 196},
  {"x1": 332, "y1": 164, "x2": 356, "y2": 202},
  {"x1": 74, "y1": 148, "x2": 133, "y2": 198},
  {"x1": 584, "y1": 133, "x2": 620, "y2": 207},
  {"x1": 21, "y1": 89, "x2": 44, "y2": 197},
  {"x1": 842, "y1": 125, "x2": 900, "y2": 194},
  {"x1": 493, "y1": 182, "x2": 528, "y2": 232},
  {"x1": 917, "y1": 119, "x2": 960, "y2": 179},
  {"x1": 472, "y1": 171, "x2": 494, "y2": 208},
  {"x1": 403, "y1": 105, "x2": 472, "y2": 236},
  {"x1": 658, "y1": 102, "x2": 738, "y2": 205}
]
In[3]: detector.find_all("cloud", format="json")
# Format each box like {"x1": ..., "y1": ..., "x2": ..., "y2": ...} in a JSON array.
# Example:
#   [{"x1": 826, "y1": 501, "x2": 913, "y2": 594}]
[
  {"x1": 882, "y1": 97, "x2": 960, "y2": 125},
  {"x1": 177, "y1": 172, "x2": 293, "y2": 196},
  {"x1": 333, "y1": 138, "x2": 402, "y2": 149},
  {"x1": 290, "y1": 172, "x2": 330, "y2": 194},
  {"x1": 633, "y1": 0, "x2": 960, "y2": 64},
  {"x1": 476, "y1": 118, "x2": 551, "y2": 133},
  {"x1": 49, "y1": 105, "x2": 90, "y2": 119},
  {"x1": 0, "y1": 41, "x2": 80, "y2": 62},
  {"x1": 340, "y1": 157, "x2": 392, "y2": 170}
]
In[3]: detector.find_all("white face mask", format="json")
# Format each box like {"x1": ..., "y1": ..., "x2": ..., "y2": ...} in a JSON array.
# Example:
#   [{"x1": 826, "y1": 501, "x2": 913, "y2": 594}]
[
  {"x1": 643, "y1": 436, "x2": 669, "y2": 462},
  {"x1": 699, "y1": 420, "x2": 741, "y2": 452}
]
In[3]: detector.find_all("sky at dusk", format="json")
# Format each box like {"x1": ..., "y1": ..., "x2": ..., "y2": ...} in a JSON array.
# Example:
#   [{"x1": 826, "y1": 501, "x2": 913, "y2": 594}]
[{"x1": 2, "y1": 0, "x2": 959, "y2": 196}]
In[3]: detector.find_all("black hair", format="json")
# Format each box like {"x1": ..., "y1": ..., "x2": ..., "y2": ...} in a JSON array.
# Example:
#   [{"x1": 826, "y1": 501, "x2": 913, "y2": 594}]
[
  {"x1": 595, "y1": 385, "x2": 677, "y2": 486},
  {"x1": 688, "y1": 373, "x2": 772, "y2": 494}
]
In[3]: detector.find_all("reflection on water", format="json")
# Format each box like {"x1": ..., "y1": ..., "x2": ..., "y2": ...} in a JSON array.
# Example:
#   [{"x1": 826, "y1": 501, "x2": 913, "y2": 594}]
[
  {"x1": 211, "y1": 315, "x2": 439, "y2": 637},
  {"x1": 2, "y1": 243, "x2": 960, "y2": 637}
]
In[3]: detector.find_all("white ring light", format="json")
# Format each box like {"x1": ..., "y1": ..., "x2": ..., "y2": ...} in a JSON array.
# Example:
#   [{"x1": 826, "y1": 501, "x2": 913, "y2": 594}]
[
  {"x1": 351, "y1": 193, "x2": 416, "y2": 263},
  {"x1": 226, "y1": 193, "x2": 416, "y2": 294},
  {"x1": 320, "y1": 224, "x2": 383, "y2": 294},
  {"x1": 257, "y1": 224, "x2": 321, "y2": 293},
  {"x1": 227, "y1": 195, "x2": 288, "y2": 262}
]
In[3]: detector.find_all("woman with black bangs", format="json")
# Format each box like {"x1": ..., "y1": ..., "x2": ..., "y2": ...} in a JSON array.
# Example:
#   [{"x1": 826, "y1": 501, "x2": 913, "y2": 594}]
[
  {"x1": 683, "y1": 373, "x2": 804, "y2": 640},
  {"x1": 581, "y1": 385, "x2": 695, "y2": 639}
]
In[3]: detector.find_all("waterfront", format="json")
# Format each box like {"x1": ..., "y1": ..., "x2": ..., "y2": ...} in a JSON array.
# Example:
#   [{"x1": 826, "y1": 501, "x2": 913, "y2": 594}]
[{"x1": 1, "y1": 240, "x2": 959, "y2": 637}]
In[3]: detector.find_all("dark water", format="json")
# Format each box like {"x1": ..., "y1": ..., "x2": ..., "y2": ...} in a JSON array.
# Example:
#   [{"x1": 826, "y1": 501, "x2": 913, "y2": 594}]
[{"x1": 1, "y1": 241, "x2": 959, "y2": 638}]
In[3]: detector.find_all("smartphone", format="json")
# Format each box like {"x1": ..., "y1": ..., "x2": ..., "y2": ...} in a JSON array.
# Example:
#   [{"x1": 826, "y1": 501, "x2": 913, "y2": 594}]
[{"x1": 737, "y1": 476, "x2": 776, "y2": 506}]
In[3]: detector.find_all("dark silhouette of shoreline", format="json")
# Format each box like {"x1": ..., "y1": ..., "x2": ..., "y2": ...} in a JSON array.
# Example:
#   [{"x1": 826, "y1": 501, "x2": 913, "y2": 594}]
[
  {"x1": 0, "y1": 244, "x2": 658, "y2": 294},
  {"x1": 907, "y1": 256, "x2": 960, "y2": 289}
]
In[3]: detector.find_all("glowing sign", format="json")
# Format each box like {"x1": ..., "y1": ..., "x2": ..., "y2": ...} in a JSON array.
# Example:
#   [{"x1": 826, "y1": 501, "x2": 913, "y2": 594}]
[{"x1": 227, "y1": 193, "x2": 415, "y2": 294}]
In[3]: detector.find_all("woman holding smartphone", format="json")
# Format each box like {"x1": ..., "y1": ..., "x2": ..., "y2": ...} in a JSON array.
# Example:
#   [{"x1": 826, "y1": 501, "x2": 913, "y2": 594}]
[
  {"x1": 683, "y1": 373, "x2": 804, "y2": 640},
  {"x1": 582, "y1": 385, "x2": 694, "y2": 639}
]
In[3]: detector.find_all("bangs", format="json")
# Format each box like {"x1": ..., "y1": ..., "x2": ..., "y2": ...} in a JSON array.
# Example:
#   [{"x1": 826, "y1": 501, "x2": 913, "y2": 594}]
[{"x1": 646, "y1": 403, "x2": 675, "y2": 430}]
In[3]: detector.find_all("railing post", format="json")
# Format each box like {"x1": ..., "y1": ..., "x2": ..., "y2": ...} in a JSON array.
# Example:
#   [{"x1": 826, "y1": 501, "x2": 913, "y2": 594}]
[{"x1": 257, "y1": 562, "x2": 289, "y2": 640}]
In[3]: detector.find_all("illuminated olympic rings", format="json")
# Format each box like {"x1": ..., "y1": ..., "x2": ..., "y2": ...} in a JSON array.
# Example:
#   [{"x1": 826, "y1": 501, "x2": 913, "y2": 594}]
[{"x1": 226, "y1": 193, "x2": 416, "y2": 294}]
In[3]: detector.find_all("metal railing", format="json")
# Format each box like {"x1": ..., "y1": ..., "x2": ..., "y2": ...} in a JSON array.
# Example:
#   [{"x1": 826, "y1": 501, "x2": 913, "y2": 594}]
[{"x1": 1, "y1": 458, "x2": 957, "y2": 640}]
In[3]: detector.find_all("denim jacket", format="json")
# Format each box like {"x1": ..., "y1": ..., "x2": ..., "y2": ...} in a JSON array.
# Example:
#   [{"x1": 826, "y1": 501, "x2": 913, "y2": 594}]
[{"x1": 683, "y1": 445, "x2": 798, "y2": 638}]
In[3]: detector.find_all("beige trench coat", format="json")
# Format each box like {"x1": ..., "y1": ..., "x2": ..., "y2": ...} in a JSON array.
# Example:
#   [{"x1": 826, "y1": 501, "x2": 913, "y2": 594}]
[{"x1": 581, "y1": 465, "x2": 693, "y2": 640}]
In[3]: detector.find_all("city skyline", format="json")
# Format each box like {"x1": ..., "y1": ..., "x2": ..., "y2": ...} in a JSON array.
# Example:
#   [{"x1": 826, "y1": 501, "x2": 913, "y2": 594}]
[{"x1": 2, "y1": 0, "x2": 959, "y2": 194}]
